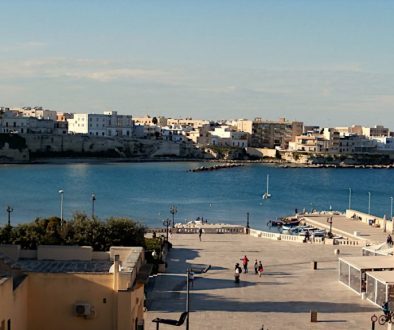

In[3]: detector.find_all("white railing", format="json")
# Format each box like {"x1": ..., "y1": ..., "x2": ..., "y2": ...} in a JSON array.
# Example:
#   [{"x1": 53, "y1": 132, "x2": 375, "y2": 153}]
[
  {"x1": 249, "y1": 228, "x2": 361, "y2": 246},
  {"x1": 335, "y1": 239, "x2": 365, "y2": 246}
]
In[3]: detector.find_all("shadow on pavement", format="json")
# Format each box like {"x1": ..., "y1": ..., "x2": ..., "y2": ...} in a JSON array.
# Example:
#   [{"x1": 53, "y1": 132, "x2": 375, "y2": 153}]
[{"x1": 188, "y1": 295, "x2": 378, "y2": 313}]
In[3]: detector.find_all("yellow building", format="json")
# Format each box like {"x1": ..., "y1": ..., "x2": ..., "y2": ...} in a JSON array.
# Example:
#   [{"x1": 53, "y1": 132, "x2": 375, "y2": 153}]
[{"x1": 0, "y1": 245, "x2": 148, "y2": 330}]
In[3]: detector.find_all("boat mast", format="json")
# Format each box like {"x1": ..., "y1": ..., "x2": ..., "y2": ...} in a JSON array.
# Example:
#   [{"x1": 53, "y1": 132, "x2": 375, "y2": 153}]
[{"x1": 266, "y1": 174, "x2": 269, "y2": 194}]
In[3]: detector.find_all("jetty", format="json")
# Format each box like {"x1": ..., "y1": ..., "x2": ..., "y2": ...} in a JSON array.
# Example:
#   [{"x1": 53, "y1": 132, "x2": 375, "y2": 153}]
[{"x1": 188, "y1": 163, "x2": 243, "y2": 172}]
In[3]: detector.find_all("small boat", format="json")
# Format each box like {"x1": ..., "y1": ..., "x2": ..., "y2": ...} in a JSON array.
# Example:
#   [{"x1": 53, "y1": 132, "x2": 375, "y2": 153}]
[
  {"x1": 298, "y1": 228, "x2": 326, "y2": 237},
  {"x1": 281, "y1": 222, "x2": 301, "y2": 231},
  {"x1": 262, "y1": 174, "x2": 271, "y2": 200},
  {"x1": 269, "y1": 219, "x2": 284, "y2": 227}
]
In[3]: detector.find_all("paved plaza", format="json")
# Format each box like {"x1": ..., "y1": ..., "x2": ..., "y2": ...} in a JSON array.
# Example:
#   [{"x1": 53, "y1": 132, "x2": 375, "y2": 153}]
[{"x1": 145, "y1": 233, "x2": 380, "y2": 329}]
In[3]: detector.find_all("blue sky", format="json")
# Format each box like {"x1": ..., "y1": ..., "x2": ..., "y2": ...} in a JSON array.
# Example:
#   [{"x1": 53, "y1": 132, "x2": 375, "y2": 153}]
[{"x1": 1, "y1": 1, "x2": 394, "y2": 128}]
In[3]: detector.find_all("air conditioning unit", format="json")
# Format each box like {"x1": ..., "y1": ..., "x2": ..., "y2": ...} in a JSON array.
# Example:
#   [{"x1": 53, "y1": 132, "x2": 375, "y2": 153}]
[{"x1": 74, "y1": 303, "x2": 92, "y2": 317}]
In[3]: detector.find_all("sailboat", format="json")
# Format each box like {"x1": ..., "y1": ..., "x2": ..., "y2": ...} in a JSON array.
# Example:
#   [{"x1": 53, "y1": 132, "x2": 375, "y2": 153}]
[{"x1": 262, "y1": 174, "x2": 271, "y2": 200}]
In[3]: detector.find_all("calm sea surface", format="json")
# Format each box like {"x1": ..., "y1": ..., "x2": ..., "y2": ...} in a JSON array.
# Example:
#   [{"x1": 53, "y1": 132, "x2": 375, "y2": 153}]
[{"x1": 0, "y1": 162, "x2": 393, "y2": 231}]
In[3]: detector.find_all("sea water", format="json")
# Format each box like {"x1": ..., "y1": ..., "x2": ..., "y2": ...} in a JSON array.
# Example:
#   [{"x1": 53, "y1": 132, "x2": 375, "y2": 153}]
[{"x1": 0, "y1": 162, "x2": 393, "y2": 231}]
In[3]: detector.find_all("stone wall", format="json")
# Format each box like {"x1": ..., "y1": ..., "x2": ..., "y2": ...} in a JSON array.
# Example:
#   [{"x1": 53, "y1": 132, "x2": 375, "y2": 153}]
[{"x1": 246, "y1": 147, "x2": 277, "y2": 158}]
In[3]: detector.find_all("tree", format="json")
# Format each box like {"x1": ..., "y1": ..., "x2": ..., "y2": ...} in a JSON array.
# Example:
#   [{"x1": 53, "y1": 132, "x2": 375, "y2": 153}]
[
  {"x1": 0, "y1": 213, "x2": 146, "y2": 251},
  {"x1": 152, "y1": 117, "x2": 158, "y2": 125}
]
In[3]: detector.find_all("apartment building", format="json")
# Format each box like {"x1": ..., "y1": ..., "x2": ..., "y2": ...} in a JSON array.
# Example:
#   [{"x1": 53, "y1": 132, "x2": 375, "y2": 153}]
[
  {"x1": 288, "y1": 135, "x2": 328, "y2": 152},
  {"x1": 209, "y1": 126, "x2": 249, "y2": 148},
  {"x1": 167, "y1": 118, "x2": 210, "y2": 129},
  {"x1": 362, "y1": 125, "x2": 390, "y2": 137},
  {"x1": 133, "y1": 116, "x2": 168, "y2": 127},
  {"x1": 68, "y1": 111, "x2": 133, "y2": 137},
  {"x1": 11, "y1": 107, "x2": 57, "y2": 121},
  {"x1": 0, "y1": 111, "x2": 54, "y2": 134},
  {"x1": 0, "y1": 244, "x2": 147, "y2": 330},
  {"x1": 247, "y1": 118, "x2": 303, "y2": 149}
]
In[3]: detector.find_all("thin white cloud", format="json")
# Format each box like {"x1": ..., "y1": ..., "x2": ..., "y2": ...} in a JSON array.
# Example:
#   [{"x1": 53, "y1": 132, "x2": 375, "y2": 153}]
[
  {"x1": 0, "y1": 57, "x2": 180, "y2": 85},
  {"x1": 0, "y1": 41, "x2": 46, "y2": 53}
]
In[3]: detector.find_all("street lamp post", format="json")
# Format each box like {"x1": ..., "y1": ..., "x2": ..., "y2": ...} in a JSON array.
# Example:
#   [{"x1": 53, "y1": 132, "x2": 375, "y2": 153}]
[
  {"x1": 170, "y1": 205, "x2": 177, "y2": 228},
  {"x1": 348, "y1": 188, "x2": 352, "y2": 210},
  {"x1": 162, "y1": 218, "x2": 171, "y2": 241},
  {"x1": 368, "y1": 192, "x2": 371, "y2": 215},
  {"x1": 59, "y1": 189, "x2": 64, "y2": 227},
  {"x1": 246, "y1": 212, "x2": 250, "y2": 234},
  {"x1": 6, "y1": 206, "x2": 13, "y2": 226},
  {"x1": 186, "y1": 265, "x2": 210, "y2": 330},
  {"x1": 390, "y1": 196, "x2": 393, "y2": 222},
  {"x1": 327, "y1": 216, "x2": 333, "y2": 237},
  {"x1": 91, "y1": 193, "x2": 96, "y2": 218},
  {"x1": 186, "y1": 267, "x2": 191, "y2": 330}
]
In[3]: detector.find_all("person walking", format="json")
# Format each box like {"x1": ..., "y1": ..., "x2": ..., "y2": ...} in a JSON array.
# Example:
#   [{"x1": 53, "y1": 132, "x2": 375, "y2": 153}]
[
  {"x1": 234, "y1": 263, "x2": 242, "y2": 283},
  {"x1": 188, "y1": 271, "x2": 194, "y2": 288},
  {"x1": 198, "y1": 228, "x2": 203, "y2": 241},
  {"x1": 258, "y1": 261, "x2": 264, "y2": 277},
  {"x1": 254, "y1": 259, "x2": 258, "y2": 274},
  {"x1": 241, "y1": 255, "x2": 249, "y2": 273}
]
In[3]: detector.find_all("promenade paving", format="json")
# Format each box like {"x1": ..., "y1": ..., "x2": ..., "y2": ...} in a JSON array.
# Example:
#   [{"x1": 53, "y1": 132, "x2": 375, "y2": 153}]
[
  {"x1": 303, "y1": 214, "x2": 389, "y2": 244},
  {"x1": 145, "y1": 233, "x2": 380, "y2": 330}
]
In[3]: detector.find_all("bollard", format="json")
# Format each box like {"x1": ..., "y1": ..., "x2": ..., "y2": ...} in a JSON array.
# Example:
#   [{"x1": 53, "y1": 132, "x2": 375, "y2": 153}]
[
  {"x1": 334, "y1": 249, "x2": 340, "y2": 255},
  {"x1": 310, "y1": 311, "x2": 318, "y2": 322},
  {"x1": 312, "y1": 261, "x2": 317, "y2": 270},
  {"x1": 370, "y1": 314, "x2": 377, "y2": 330}
]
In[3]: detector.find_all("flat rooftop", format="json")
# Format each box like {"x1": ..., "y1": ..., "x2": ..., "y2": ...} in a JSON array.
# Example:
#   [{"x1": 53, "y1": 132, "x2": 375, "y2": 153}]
[
  {"x1": 366, "y1": 271, "x2": 394, "y2": 283},
  {"x1": 339, "y1": 256, "x2": 394, "y2": 270},
  {"x1": 145, "y1": 233, "x2": 378, "y2": 329},
  {"x1": 12, "y1": 260, "x2": 113, "y2": 273}
]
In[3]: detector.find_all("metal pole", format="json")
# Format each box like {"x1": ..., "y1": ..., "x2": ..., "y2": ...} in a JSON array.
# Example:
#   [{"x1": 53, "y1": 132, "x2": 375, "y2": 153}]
[
  {"x1": 246, "y1": 212, "x2": 250, "y2": 229},
  {"x1": 163, "y1": 219, "x2": 170, "y2": 241},
  {"x1": 390, "y1": 197, "x2": 393, "y2": 221},
  {"x1": 170, "y1": 205, "x2": 177, "y2": 228},
  {"x1": 91, "y1": 193, "x2": 96, "y2": 218},
  {"x1": 6, "y1": 206, "x2": 13, "y2": 226},
  {"x1": 368, "y1": 192, "x2": 371, "y2": 215},
  {"x1": 348, "y1": 188, "x2": 352, "y2": 210},
  {"x1": 59, "y1": 190, "x2": 64, "y2": 227},
  {"x1": 186, "y1": 268, "x2": 190, "y2": 330}
]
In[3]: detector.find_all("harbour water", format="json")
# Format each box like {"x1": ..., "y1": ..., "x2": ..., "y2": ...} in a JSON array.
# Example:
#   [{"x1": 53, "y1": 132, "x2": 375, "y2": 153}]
[{"x1": 0, "y1": 162, "x2": 393, "y2": 230}]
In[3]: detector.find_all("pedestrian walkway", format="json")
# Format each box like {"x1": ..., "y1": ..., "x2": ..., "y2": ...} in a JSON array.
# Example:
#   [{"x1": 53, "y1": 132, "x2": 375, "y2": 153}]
[
  {"x1": 145, "y1": 233, "x2": 377, "y2": 329},
  {"x1": 303, "y1": 214, "x2": 389, "y2": 244}
]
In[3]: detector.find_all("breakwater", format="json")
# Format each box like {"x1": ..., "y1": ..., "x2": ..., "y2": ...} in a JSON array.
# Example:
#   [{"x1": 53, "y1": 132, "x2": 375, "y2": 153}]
[{"x1": 188, "y1": 163, "x2": 243, "y2": 172}]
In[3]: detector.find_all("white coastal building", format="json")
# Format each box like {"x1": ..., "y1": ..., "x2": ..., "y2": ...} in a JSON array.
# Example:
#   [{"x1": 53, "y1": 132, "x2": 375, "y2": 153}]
[
  {"x1": 0, "y1": 111, "x2": 54, "y2": 134},
  {"x1": 10, "y1": 107, "x2": 57, "y2": 121},
  {"x1": 209, "y1": 126, "x2": 248, "y2": 148},
  {"x1": 67, "y1": 111, "x2": 133, "y2": 137},
  {"x1": 371, "y1": 136, "x2": 394, "y2": 151}
]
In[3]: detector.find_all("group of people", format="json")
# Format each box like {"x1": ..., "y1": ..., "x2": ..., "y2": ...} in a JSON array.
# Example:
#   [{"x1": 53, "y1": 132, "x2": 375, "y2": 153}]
[{"x1": 234, "y1": 255, "x2": 264, "y2": 283}]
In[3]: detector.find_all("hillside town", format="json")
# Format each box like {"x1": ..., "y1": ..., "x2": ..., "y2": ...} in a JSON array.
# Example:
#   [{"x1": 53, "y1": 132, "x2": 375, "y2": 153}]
[{"x1": 0, "y1": 106, "x2": 394, "y2": 164}]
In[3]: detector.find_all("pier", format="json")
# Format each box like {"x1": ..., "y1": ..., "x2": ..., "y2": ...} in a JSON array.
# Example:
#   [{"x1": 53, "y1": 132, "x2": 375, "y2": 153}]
[{"x1": 302, "y1": 210, "x2": 391, "y2": 245}]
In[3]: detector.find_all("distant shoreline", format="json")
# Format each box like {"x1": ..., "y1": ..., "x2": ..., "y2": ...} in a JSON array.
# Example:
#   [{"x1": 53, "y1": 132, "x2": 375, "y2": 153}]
[{"x1": 0, "y1": 157, "x2": 392, "y2": 169}]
